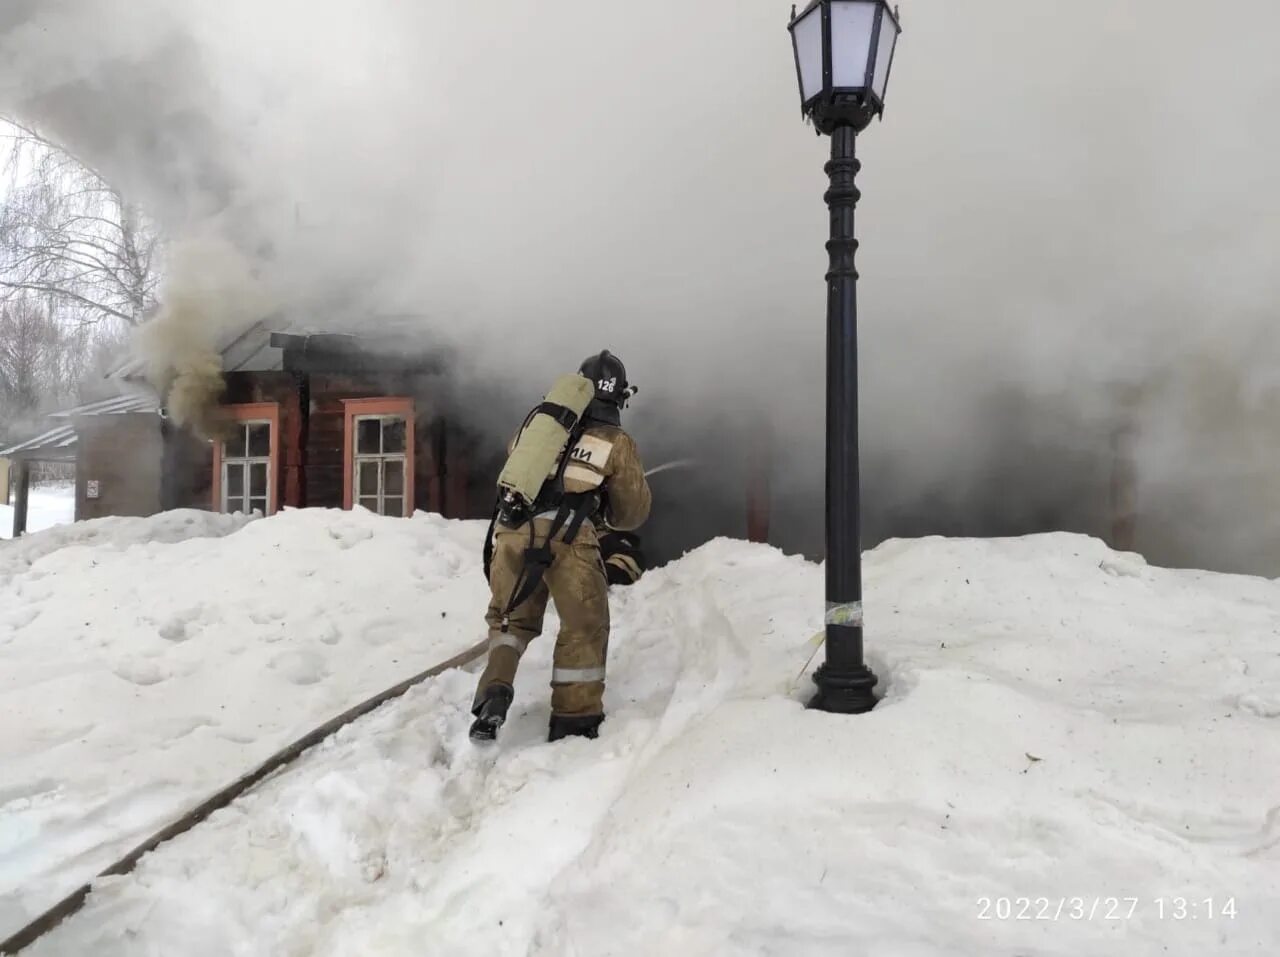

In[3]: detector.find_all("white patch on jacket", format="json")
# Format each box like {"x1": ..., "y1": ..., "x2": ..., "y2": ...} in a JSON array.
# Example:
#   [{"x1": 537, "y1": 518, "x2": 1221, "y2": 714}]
[{"x1": 568, "y1": 434, "x2": 614, "y2": 468}]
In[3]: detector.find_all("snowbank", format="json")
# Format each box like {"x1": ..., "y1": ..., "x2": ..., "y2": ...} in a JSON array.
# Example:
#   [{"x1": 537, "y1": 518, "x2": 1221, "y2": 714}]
[
  {"x1": 0, "y1": 508, "x2": 250, "y2": 580},
  {"x1": 6, "y1": 518, "x2": 1280, "y2": 956},
  {"x1": 0, "y1": 483, "x2": 76, "y2": 541},
  {"x1": 0, "y1": 507, "x2": 489, "y2": 938}
]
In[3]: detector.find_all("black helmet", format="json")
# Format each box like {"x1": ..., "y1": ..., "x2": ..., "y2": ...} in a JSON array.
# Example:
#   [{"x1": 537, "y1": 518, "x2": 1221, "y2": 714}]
[{"x1": 578, "y1": 350, "x2": 634, "y2": 407}]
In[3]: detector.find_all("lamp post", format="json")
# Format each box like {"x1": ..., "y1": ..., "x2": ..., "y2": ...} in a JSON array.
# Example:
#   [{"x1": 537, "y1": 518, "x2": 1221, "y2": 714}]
[{"x1": 788, "y1": 0, "x2": 901, "y2": 714}]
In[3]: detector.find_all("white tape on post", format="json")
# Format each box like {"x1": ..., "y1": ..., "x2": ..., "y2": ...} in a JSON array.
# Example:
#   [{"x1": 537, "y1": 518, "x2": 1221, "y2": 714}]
[{"x1": 825, "y1": 601, "x2": 864, "y2": 628}]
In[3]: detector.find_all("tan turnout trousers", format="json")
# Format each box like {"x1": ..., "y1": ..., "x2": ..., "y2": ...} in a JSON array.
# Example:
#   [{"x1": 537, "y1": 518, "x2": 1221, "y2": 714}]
[{"x1": 476, "y1": 521, "x2": 611, "y2": 716}]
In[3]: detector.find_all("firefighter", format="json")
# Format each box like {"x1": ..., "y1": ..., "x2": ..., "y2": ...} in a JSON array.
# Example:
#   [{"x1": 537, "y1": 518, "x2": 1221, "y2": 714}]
[{"x1": 471, "y1": 351, "x2": 651, "y2": 742}]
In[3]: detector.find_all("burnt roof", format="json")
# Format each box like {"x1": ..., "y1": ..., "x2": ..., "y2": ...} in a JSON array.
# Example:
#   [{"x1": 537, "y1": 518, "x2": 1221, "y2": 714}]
[{"x1": 109, "y1": 314, "x2": 444, "y2": 381}]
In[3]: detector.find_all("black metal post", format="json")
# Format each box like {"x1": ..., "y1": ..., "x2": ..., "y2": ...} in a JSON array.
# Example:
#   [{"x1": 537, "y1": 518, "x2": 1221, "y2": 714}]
[
  {"x1": 809, "y1": 123, "x2": 879, "y2": 714},
  {"x1": 12, "y1": 458, "x2": 30, "y2": 539}
]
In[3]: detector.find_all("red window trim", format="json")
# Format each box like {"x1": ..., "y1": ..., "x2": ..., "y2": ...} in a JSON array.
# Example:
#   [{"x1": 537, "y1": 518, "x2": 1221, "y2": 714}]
[
  {"x1": 210, "y1": 402, "x2": 282, "y2": 516},
  {"x1": 342, "y1": 397, "x2": 416, "y2": 516}
]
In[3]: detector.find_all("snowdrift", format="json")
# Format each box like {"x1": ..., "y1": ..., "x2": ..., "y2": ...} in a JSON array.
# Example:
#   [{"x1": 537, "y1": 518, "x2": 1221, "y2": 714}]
[
  {"x1": 1, "y1": 508, "x2": 487, "y2": 937},
  {"x1": 3, "y1": 510, "x2": 1279, "y2": 956}
]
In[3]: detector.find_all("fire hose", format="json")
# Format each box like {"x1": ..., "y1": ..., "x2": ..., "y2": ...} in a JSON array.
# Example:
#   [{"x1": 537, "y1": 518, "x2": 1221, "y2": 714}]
[{"x1": 0, "y1": 637, "x2": 491, "y2": 955}]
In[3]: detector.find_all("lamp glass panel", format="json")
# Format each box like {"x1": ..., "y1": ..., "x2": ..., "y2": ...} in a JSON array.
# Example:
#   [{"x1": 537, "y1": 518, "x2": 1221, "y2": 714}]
[
  {"x1": 792, "y1": 6, "x2": 825, "y2": 102},
  {"x1": 830, "y1": 1, "x2": 877, "y2": 88},
  {"x1": 872, "y1": 9, "x2": 899, "y2": 100}
]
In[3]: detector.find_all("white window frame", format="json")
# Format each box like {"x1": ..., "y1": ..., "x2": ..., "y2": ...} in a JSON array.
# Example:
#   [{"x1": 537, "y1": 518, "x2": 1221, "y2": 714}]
[
  {"x1": 353, "y1": 414, "x2": 409, "y2": 517},
  {"x1": 221, "y1": 419, "x2": 272, "y2": 515}
]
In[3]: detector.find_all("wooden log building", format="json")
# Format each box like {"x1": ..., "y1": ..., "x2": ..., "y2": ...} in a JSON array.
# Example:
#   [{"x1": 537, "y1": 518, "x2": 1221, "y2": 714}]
[{"x1": 2, "y1": 321, "x2": 497, "y2": 537}]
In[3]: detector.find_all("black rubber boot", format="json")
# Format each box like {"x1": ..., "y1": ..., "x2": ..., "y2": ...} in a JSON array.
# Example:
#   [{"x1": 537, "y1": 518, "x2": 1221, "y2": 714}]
[
  {"x1": 548, "y1": 714, "x2": 604, "y2": 742},
  {"x1": 469, "y1": 684, "x2": 514, "y2": 742}
]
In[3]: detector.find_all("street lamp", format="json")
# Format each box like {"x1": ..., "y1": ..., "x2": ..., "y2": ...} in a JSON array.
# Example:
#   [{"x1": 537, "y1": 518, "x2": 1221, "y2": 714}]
[{"x1": 788, "y1": 0, "x2": 901, "y2": 714}]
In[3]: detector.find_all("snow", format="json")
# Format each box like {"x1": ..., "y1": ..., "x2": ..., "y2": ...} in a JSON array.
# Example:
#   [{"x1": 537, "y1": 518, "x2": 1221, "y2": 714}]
[
  {"x1": 3, "y1": 514, "x2": 1280, "y2": 956},
  {"x1": 0, "y1": 508, "x2": 486, "y2": 939},
  {"x1": 0, "y1": 483, "x2": 76, "y2": 540}
]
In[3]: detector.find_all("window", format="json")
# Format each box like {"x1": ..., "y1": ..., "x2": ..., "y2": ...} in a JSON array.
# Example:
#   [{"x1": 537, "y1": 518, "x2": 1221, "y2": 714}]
[
  {"x1": 211, "y1": 403, "x2": 280, "y2": 516},
  {"x1": 354, "y1": 415, "x2": 408, "y2": 516},
  {"x1": 222, "y1": 421, "x2": 272, "y2": 514},
  {"x1": 342, "y1": 398, "x2": 415, "y2": 517}
]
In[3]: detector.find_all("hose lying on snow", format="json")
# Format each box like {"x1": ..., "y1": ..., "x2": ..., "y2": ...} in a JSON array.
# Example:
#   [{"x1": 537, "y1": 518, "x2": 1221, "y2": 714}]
[{"x1": 0, "y1": 637, "x2": 491, "y2": 956}]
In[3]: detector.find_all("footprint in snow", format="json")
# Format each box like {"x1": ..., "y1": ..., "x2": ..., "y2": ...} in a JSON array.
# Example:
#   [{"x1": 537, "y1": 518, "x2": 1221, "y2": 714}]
[
  {"x1": 270, "y1": 650, "x2": 329, "y2": 685},
  {"x1": 327, "y1": 525, "x2": 375, "y2": 549},
  {"x1": 0, "y1": 777, "x2": 61, "y2": 808},
  {"x1": 215, "y1": 728, "x2": 258, "y2": 745},
  {"x1": 362, "y1": 618, "x2": 402, "y2": 646},
  {"x1": 113, "y1": 658, "x2": 170, "y2": 686},
  {"x1": 156, "y1": 604, "x2": 215, "y2": 641},
  {"x1": 156, "y1": 715, "x2": 217, "y2": 740},
  {"x1": 158, "y1": 618, "x2": 190, "y2": 642},
  {"x1": 1238, "y1": 692, "x2": 1280, "y2": 719},
  {"x1": 1, "y1": 607, "x2": 41, "y2": 630}
]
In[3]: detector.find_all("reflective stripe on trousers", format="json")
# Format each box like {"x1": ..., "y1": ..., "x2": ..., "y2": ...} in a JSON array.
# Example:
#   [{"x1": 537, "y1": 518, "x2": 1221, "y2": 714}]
[
  {"x1": 489, "y1": 633, "x2": 527, "y2": 653},
  {"x1": 551, "y1": 666, "x2": 606, "y2": 684}
]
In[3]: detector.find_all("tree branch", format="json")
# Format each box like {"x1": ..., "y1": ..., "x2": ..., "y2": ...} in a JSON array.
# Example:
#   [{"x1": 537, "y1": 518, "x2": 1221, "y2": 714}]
[{"x1": 0, "y1": 281, "x2": 135, "y2": 324}]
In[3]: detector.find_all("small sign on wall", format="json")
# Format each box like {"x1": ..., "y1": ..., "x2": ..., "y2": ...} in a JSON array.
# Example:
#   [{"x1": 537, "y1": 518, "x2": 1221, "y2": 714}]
[{"x1": 86, "y1": 480, "x2": 101, "y2": 500}]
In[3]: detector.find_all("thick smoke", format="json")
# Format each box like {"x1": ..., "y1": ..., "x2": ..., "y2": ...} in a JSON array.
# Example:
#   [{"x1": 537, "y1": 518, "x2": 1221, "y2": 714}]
[
  {"x1": 1, "y1": 1, "x2": 1277, "y2": 573},
  {"x1": 136, "y1": 238, "x2": 276, "y2": 437}
]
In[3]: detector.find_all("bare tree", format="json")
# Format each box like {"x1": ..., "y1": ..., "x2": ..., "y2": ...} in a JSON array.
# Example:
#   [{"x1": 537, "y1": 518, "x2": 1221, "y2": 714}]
[
  {"x1": 0, "y1": 299, "x2": 61, "y2": 427},
  {"x1": 1, "y1": 118, "x2": 161, "y2": 327},
  {"x1": 0, "y1": 295, "x2": 124, "y2": 435}
]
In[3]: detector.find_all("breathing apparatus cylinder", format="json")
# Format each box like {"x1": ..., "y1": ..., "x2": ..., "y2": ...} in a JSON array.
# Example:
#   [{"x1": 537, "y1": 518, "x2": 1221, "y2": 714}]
[{"x1": 496, "y1": 373, "x2": 596, "y2": 526}]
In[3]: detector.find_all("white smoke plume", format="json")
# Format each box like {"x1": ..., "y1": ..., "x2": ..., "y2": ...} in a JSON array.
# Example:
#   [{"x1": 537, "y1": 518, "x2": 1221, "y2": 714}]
[{"x1": 1, "y1": 1, "x2": 1277, "y2": 572}]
